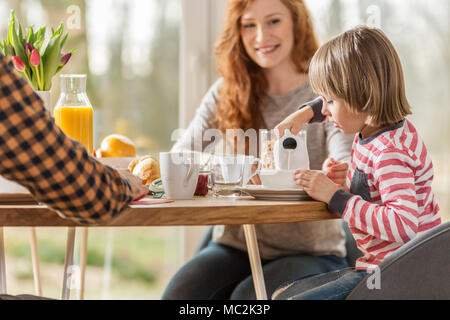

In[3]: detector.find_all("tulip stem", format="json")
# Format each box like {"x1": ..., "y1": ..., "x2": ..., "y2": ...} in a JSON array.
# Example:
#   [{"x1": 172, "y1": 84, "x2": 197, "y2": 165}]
[
  {"x1": 39, "y1": 63, "x2": 45, "y2": 90},
  {"x1": 33, "y1": 65, "x2": 43, "y2": 90},
  {"x1": 22, "y1": 69, "x2": 32, "y2": 85}
]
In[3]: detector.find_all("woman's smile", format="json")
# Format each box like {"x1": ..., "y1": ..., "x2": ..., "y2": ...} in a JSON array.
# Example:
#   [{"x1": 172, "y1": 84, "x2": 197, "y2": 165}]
[{"x1": 256, "y1": 44, "x2": 280, "y2": 56}]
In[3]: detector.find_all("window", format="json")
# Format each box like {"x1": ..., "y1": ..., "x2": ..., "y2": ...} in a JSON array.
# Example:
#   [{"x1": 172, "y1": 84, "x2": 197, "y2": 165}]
[{"x1": 1, "y1": 0, "x2": 181, "y2": 299}]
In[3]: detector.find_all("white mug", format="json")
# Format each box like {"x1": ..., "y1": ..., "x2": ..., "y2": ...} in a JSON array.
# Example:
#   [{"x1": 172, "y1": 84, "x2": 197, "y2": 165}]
[{"x1": 160, "y1": 152, "x2": 200, "y2": 200}]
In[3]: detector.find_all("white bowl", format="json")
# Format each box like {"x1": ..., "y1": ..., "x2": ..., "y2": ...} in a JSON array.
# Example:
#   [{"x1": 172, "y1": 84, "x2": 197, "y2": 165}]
[
  {"x1": 259, "y1": 170, "x2": 300, "y2": 189},
  {"x1": 97, "y1": 157, "x2": 136, "y2": 170}
]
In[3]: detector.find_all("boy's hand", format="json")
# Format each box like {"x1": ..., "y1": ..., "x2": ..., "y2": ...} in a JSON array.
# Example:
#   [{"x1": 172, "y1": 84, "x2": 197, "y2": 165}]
[
  {"x1": 322, "y1": 158, "x2": 349, "y2": 187},
  {"x1": 274, "y1": 106, "x2": 314, "y2": 138},
  {"x1": 294, "y1": 170, "x2": 340, "y2": 204}
]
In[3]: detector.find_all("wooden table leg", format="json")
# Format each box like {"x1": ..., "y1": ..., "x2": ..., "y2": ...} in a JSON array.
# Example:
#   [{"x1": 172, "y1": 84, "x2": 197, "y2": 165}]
[
  {"x1": 29, "y1": 227, "x2": 42, "y2": 296},
  {"x1": 0, "y1": 227, "x2": 6, "y2": 294},
  {"x1": 62, "y1": 227, "x2": 76, "y2": 300},
  {"x1": 78, "y1": 227, "x2": 88, "y2": 300},
  {"x1": 243, "y1": 224, "x2": 268, "y2": 300}
]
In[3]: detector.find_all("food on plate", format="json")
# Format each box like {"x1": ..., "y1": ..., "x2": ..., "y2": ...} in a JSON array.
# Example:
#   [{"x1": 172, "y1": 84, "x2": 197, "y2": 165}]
[
  {"x1": 128, "y1": 155, "x2": 161, "y2": 185},
  {"x1": 98, "y1": 134, "x2": 137, "y2": 158}
]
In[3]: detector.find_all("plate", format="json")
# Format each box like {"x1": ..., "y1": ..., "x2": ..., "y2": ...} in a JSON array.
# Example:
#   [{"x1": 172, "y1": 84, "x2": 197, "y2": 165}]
[{"x1": 238, "y1": 185, "x2": 311, "y2": 201}]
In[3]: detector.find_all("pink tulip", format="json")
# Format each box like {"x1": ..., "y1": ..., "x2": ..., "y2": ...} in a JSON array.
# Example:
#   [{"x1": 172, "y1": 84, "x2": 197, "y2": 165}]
[
  {"x1": 12, "y1": 56, "x2": 25, "y2": 72},
  {"x1": 61, "y1": 53, "x2": 72, "y2": 66},
  {"x1": 30, "y1": 49, "x2": 40, "y2": 66}
]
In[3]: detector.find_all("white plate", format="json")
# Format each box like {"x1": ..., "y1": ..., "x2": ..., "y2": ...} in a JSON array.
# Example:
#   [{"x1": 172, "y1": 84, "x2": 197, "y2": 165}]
[{"x1": 238, "y1": 185, "x2": 311, "y2": 201}]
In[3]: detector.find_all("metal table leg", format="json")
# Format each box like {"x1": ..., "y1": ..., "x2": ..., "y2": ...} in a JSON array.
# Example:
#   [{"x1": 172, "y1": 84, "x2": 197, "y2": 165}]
[
  {"x1": 243, "y1": 224, "x2": 268, "y2": 300},
  {"x1": 0, "y1": 227, "x2": 6, "y2": 294},
  {"x1": 78, "y1": 227, "x2": 88, "y2": 300}
]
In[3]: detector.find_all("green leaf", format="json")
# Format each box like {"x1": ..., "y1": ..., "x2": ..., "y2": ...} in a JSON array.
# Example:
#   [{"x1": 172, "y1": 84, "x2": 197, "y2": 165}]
[
  {"x1": 3, "y1": 40, "x2": 14, "y2": 56},
  {"x1": 26, "y1": 26, "x2": 34, "y2": 44},
  {"x1": 11, "y1": 20, "x2": 27, "y2": 63},
  {"x1": 42, "y1": 35, "x2": 62, "y2": 90},
  {"x1": 34, "y1": 38, "x2": 45, "y2": 52},
  {"x1": 18, "y1": 23, "x2": 24, "y2": 43},
  {"x1": 34, "y1": 27, "x2": 46, "y2": 51},
  {"x1": 7, "y1": 10, "x2": 15, "y2": 46},
  {"x1": 51, "y1": 23, "x2": 64, "y2": 39},
  {"x1": 36, "y1": 26, "x2": 46, "y2": 40},
  {"x1": 60, "y1": 33, "x2": 68, "y2": 50}
]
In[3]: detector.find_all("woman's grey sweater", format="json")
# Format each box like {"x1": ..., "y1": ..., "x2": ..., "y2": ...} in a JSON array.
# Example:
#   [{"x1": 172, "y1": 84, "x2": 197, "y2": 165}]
[{"x1": 172, "y1": 79, "x2": 354, "y2": 259}]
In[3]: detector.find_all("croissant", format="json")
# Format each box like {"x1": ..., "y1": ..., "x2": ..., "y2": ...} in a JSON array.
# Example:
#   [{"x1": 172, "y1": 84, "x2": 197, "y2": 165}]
[{"x1": 128, "y1": 155, "x2": 161, "y2": 185}]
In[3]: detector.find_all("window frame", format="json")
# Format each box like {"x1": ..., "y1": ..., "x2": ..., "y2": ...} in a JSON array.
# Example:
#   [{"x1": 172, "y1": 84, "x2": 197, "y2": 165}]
[{"x1": 178, "y1": 0, "x2": 227, "y2": 263}]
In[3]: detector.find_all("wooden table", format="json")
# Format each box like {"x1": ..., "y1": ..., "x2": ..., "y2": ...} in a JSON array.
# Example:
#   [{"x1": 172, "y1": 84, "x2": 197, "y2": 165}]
[{"x1": 0, "y1": 195, "x2": 339, "y2": 300}]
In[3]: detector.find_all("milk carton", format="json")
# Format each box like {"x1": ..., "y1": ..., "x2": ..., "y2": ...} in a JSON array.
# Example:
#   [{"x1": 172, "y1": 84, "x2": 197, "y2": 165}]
[{"x1": 273, "y1": 129, "x2": 309, "y2": 171}]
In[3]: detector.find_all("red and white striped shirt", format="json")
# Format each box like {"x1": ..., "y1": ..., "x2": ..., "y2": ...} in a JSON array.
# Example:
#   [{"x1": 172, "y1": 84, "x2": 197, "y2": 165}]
[{"x1": 328, "y1": 119, "x2": 441, "y2": 270}]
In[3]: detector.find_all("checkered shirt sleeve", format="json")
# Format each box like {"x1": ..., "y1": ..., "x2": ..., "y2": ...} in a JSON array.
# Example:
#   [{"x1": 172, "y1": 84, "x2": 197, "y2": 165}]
[{"x1": 0, "y1": 54, "x2": 134, "y2": 225}]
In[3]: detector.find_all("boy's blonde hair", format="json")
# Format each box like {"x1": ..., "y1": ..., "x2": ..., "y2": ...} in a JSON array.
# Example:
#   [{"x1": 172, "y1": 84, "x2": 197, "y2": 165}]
[{"x1": 309, "y1": 26, "x2": 412, "y2": 127}]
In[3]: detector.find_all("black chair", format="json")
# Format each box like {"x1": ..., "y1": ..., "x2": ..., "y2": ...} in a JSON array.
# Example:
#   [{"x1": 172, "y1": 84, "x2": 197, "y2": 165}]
[{"x1": 347, "y1": 220, "x2": 450, "y2": 299}]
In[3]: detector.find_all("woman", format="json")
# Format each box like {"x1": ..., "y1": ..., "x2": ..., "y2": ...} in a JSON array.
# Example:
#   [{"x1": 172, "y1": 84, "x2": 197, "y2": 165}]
[{"x1": 163, "y1": 0, "x2": 354, "y2": 299}]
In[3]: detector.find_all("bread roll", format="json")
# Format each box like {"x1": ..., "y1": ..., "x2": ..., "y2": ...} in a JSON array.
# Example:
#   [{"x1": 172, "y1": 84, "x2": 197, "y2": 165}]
[{"x1": 128, "y1": 155, "x2": 161, "y2": 185}]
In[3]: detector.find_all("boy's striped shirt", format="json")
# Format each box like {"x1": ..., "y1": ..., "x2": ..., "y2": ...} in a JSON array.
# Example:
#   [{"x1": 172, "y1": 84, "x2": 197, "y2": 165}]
[{"x1": 329, "y1": 119, "x2": 441, "y2": 270}]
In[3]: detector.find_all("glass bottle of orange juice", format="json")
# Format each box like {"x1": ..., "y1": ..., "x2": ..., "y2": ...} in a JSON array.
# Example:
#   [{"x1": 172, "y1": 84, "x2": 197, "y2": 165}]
[{"x1": 54, "y1": 74, "x2": 93, "y2": 154}]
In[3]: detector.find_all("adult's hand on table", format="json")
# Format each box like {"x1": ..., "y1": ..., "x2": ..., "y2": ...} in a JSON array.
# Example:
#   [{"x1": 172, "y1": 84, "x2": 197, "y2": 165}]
[{"x1": 118, "y1": 169, "x2": 149, "y2": 201}]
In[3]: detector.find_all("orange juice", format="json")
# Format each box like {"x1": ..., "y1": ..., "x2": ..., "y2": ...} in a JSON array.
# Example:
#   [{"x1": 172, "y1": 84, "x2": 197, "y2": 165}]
[{"x1": 54, "y1": 106, "x2": 93, "y2": 154}]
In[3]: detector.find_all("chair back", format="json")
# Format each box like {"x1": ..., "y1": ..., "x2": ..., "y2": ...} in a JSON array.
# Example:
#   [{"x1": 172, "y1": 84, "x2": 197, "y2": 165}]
[{"x1": 347, "y1": 221, "x2": 450, "y2": 299}]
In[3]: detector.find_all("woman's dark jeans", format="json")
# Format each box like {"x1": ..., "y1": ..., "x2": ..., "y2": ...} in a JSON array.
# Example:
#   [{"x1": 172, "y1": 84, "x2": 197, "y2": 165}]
[{"x1": 162, "y1": 241, "x2": 348, "y2": 300}]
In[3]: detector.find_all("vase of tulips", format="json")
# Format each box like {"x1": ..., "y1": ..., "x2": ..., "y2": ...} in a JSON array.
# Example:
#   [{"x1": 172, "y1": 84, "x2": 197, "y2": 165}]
[{"x1": 0, "y1": 10, "x2": 75, "y2": 111}]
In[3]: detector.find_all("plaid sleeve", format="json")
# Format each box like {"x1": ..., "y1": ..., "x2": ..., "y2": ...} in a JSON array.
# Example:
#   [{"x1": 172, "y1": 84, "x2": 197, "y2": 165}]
[{"x1": 0, "y1": 54, "x2": 134, "y2": 225}]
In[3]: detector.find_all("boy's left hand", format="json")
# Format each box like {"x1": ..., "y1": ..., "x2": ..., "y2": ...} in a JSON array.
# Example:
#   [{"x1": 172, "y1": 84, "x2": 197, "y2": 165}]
[
  {"x1": 322, "y1": 158, "x2": 349, "y2": 187},
  {"x1": 294, "y1": 170, "x2": 341, "y2": 204}
]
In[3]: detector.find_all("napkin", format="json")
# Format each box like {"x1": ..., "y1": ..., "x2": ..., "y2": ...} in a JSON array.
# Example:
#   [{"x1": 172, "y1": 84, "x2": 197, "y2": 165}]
[{"x1": 130, "y1": 198, "x2": 174, "y2": 205}]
